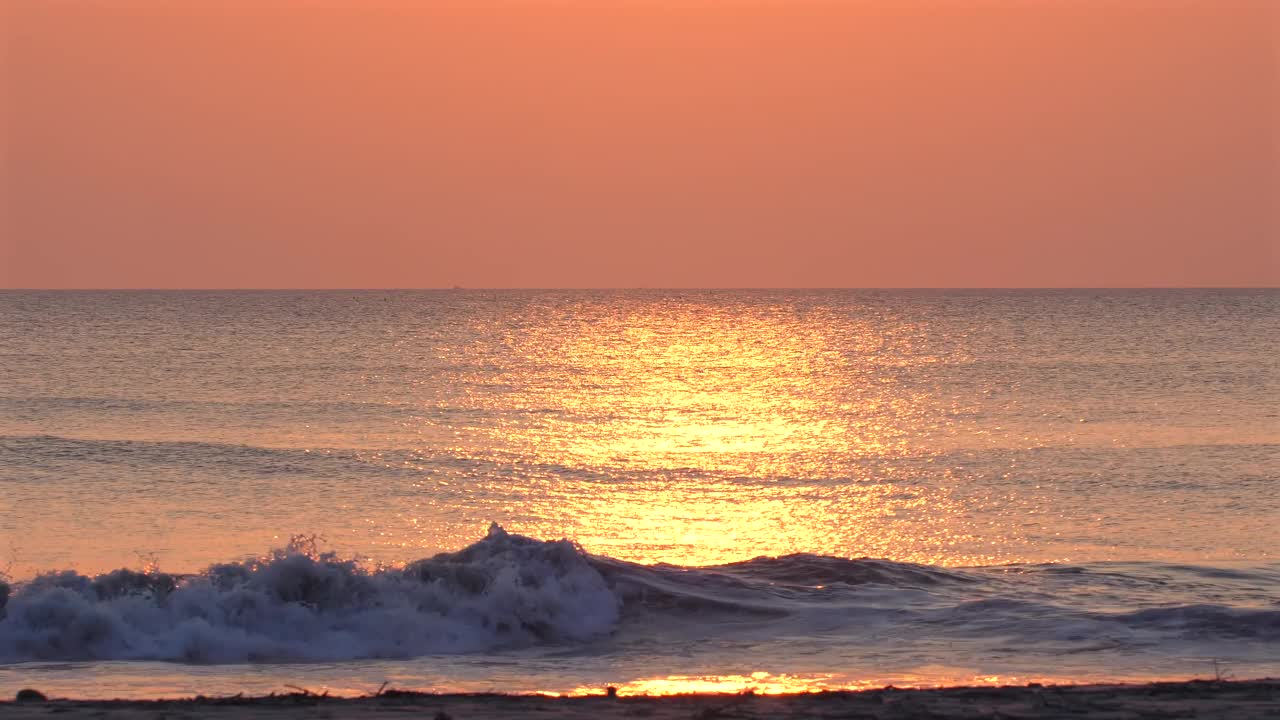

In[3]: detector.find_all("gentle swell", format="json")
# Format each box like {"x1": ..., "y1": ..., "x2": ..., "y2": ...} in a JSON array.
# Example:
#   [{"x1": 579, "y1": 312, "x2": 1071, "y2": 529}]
[{"x1": 0, "y1": 434, "x2": 423, "y2": 480}]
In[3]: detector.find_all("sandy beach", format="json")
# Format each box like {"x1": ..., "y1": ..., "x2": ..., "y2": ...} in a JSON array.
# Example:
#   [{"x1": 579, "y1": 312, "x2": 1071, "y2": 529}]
[{"x1": 2, "y1": 680, "x2": 1277, "y2": 720}]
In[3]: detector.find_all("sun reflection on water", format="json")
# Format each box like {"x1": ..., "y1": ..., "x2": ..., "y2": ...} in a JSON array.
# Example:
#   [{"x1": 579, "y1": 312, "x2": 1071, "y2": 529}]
[
  {"x1": 424, "y1": 297, "x2": 1004, "y2": 566},
  {"x1": 564, "y1": 670, "x2": 1097, "y2": 696},
  {"x1": 571, "y1": 672, "x2": 846, "y2": 696},
  {"x1": 498, "y1": 300, "x2": 934, "y2": 476}
]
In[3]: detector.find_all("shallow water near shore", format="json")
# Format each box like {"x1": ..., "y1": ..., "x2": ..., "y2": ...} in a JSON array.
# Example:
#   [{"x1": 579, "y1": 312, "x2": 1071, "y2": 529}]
[{"x1": 1, "y1": 290, "x2": 1277, "y2": 697}]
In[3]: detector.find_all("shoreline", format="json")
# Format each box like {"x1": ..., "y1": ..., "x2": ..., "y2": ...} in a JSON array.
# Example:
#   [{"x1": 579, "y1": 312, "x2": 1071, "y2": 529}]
[{"x1": 2, "y1": 680, "x2": 1277, "y2": 719}]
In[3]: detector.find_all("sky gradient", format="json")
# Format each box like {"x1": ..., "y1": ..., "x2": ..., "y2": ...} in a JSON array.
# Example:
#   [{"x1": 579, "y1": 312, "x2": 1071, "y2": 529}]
[{"x1": 2, "y1": 0, "x2": 1277, "y2": 288}]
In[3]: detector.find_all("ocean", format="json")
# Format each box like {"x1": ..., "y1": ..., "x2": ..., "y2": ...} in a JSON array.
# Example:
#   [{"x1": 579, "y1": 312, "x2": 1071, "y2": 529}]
[{"x1": 0, "y1": 289, "x2": 1276, "y2": 697}]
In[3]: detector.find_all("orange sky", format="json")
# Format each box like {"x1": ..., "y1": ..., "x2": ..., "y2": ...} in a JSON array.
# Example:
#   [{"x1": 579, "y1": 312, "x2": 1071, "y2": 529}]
[{"x1": 2, "y1": 0, "x2": 1277, "y2": 288}]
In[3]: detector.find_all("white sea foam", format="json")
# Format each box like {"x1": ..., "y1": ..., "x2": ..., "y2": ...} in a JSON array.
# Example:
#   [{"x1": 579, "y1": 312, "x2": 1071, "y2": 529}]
[{"x1": 0, "y1": 525, "x2": 619, "y2": 662}]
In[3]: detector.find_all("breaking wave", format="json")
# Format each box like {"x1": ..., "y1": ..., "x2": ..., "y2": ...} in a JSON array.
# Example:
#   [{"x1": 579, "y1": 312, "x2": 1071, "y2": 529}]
[
  {"x1": 0, "y1": 525, "x2": 615, "y2": 662},
  {"x1": 1, "y1": 525, "x2": 1277, "y2": 663}
]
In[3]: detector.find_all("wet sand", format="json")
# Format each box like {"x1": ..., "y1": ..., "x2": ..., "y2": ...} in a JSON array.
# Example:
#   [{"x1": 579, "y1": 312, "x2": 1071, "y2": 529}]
[{"x1": 1, "y1": 680, "x2": 1277, "y2": 720}]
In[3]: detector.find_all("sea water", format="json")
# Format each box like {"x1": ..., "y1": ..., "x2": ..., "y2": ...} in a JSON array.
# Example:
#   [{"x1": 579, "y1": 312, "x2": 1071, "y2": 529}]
[{"x1": 0, "y1": 290, "x2": 1276, "y2": 697}]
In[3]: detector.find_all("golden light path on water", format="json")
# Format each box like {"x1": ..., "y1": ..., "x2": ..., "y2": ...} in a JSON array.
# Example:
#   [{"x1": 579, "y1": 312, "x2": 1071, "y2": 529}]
[
  {"x1": 385, "y1": 297, "x2": 1014, "y2": 567},
  {"x1": 566, "y1": 671, "x2": 1118, "y2": 697},
  {"x1": 503, "y1": 300, "x2": 923, "y2": 473}
]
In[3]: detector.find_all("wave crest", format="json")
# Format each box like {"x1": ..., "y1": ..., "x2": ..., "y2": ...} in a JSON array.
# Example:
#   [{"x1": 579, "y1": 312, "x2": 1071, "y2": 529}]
[{"x1": 0, "y1": 525, "x2": 618, "y2": 662}]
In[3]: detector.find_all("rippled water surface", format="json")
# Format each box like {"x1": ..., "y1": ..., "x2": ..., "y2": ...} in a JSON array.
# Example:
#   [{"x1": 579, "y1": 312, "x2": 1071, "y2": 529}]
[{"x1": 0, "y1": 290, "x2": 1276, "y2": 696}]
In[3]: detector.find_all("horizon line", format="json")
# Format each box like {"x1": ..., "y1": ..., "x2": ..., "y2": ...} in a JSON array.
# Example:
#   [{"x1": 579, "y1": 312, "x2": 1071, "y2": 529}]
[{"x1": 1, "y1": 286, "x2": 1277, "y2": 292}]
